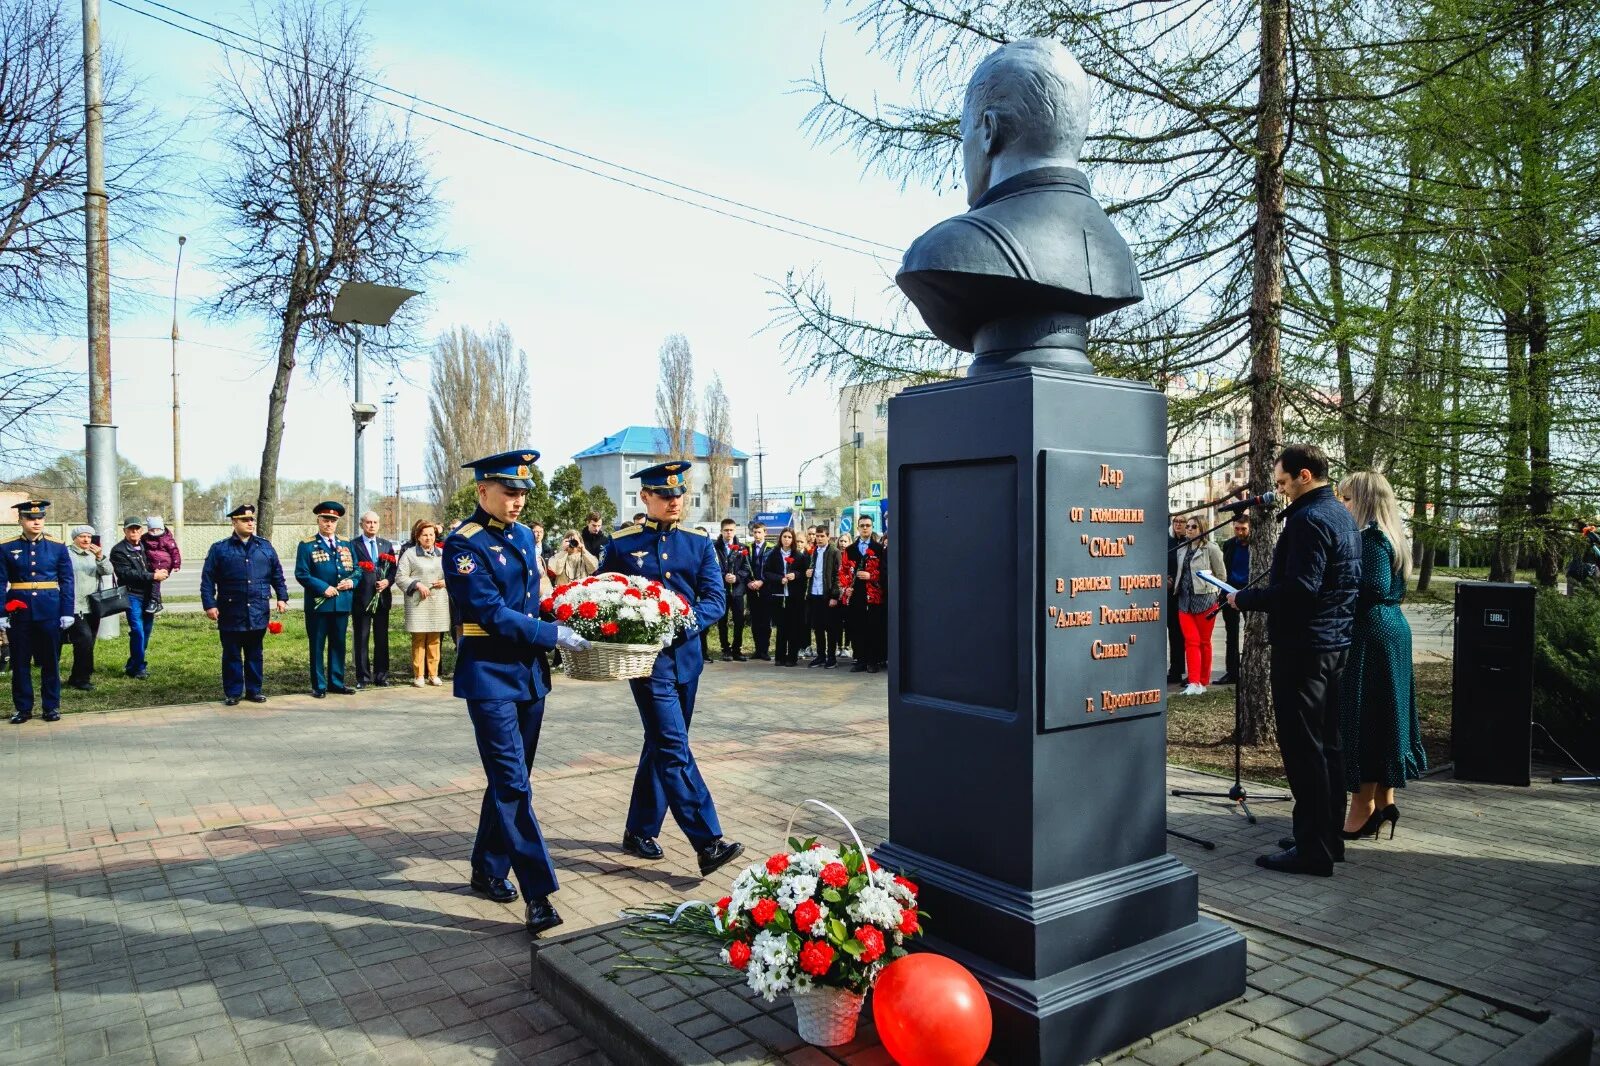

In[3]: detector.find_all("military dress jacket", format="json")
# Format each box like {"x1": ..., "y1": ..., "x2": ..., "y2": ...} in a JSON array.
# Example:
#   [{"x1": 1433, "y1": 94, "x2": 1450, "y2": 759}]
[
  {"x1": 2, "y1": 534, "x2": 74, "y2": 621},
  {"x1": 294, "y1": 535, "x2": 355, "y2": 613},
  {"x1": 442, "y1": 510, "x2": 558, "y2": 702},
  {"x1": 597, "y1": 520, "x2": 726, "y2": 681},
  {"x1": 201, "y1": 534, "x2": 290, "y2": 632}
]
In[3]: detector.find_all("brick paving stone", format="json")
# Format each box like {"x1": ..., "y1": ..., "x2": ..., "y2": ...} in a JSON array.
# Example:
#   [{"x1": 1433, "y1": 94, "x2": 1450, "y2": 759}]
[
  {"x1": 1306, "y1": 1020, "x2": 1377, "y2": 1058},
  {"x1": 1266, "y1": 1006, "x2": 1337, "y2": 1040},
  {"x1": 1432, "y1": 1031, "x2": 1503, "y2": 1066}
]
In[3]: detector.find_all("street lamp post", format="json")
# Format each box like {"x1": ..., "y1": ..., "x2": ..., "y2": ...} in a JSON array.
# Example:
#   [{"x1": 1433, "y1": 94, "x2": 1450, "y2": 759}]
[
  {"x1": 170, "y1": 235, "x2": 186, "y2": 537},
  {"x1": 330, "y1": 282, "x2": 420, "y2": 518},
  {"x1": 797, "y1": 441, "x2": 851, "y2": 530}
]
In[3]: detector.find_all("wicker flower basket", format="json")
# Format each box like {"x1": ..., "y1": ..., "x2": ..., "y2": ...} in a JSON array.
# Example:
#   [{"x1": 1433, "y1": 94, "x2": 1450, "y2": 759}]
[
  {"x1": 791, "y1": 985, "x2": 865, "y2": 1046},
  {"x1": 562, "y1": 641, "x2": 661, "y2": 681}
]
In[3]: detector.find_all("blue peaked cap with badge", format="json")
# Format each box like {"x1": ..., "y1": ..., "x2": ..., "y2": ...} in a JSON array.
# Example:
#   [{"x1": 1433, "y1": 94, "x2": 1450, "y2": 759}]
[
  {"x1": 633, "y1": 460, "x2": 692, "y2": 497},
  {"x1": 11, "y1": 499, "x2": 50, "y2": 518},
  {"x1": 464, "y1": 449, "x2": 540, "y2": 490}
]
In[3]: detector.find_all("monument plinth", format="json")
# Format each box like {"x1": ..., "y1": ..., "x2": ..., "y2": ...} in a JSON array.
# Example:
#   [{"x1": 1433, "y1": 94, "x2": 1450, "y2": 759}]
[{"x1": 874, "y1": 38, "x2": 1244, "y2": 1065}]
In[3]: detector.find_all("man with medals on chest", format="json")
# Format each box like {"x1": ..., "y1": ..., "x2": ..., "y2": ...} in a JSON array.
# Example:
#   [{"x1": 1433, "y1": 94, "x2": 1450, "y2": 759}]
[
  {"x1": 443, "y1": 450, "x2": 591, "y2": 935},
  {"x1": 2, "y1": 500, "x2": 74, "y2": 724},
  {"x1": 598, "y1": 460, "x2": 744, "y2": 877},
  {"x1": 294, "y1": 501, "x2": 357, "y2": 698}
]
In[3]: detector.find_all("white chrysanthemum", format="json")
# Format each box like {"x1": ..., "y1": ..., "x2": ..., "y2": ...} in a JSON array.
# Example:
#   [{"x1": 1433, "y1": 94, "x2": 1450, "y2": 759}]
[
  {"x1": 845, "y1": 884, "x2": 903, "y2": 928},
  {"x1": 808, "y1": 917, "x2": 828, "y2": 937},
  {"x1": 744, "y1": 929, "x2": 797, "y2": 1001},
  {"x1": 774, "y1": 874, "x2": 818, "y2": 913},
  {"x1": 787, "y1": 846, "x2": 840, "y2": 876},
  {"x1": 887, "y1": 879, "x2": 916, "y2": 907}
]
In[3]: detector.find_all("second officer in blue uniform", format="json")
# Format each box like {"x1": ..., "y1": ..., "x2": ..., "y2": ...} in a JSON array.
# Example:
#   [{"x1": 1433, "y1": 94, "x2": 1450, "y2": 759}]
[
  {"x1": 201, "y1": 504, "x2": 290, "y2": 706},
  {"x1": 294, "y1": 501, "x2": 356, "y2": 698},
  {"x1": 2, "y1": 500, "x2": 74, "y2": 724},
  {"x1": 598, "y1": 460, "x2": 744, "y2": 877},
  {"x1": 444, "y1": 450, "x2": 591, "y2": 935}
]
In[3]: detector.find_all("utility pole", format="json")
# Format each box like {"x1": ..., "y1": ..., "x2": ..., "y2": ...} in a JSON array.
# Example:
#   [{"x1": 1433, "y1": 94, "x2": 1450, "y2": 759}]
[
  {"x1": 753, "y1": 416, "x2": 766, "y2": 514},
  {"x1": 851, "y1": 405, "x2": 861, "y2": 506},
  {"x1": 82, "y1": 0, "x2": 118, "y2": 639},
  {"x1": 170, "y1": 235, "x2": 186, "y2": 535}
]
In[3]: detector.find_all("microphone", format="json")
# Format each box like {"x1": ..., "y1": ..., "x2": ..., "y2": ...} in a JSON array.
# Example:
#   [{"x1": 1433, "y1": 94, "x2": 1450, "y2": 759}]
[{"x1": 1219, "y1": 490, "x2": 1277, "y2": 514}]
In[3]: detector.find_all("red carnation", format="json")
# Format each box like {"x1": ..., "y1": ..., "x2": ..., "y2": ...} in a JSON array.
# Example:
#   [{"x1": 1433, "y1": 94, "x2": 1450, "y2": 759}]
[
  {"x1": 3, "y1": 599, "x2": 26, "y2": 612},
  {"x1": 726, "y1": 940, "x2": 751, "y2": 970},
  {"x1": 623, "y1": 587, "x2": 643, "y2": 599},
  {"x1": 644, "y1": 585, "x2": 661, "y2": 599},
  {"x1": 765, "y1": 853, "x2": 789, "y2": 875},
  {"x1": 267, "y1": 621, "x2": 283, "y2": 635},
  {"x1": 553, "y1": 582, "x2": 573, "y2": 597},
  {"x1": 611, "y1": 574, "x2": 627, "y2": 583},
  {"x1": 798, "y1": 940, "x2": 834, "y2": 977},
  {"x1": 819, "y1": 862, "x2": 849, "y2": 888},
  {"x1": 379, "y1": 552, "x2": 397, "y2": 563},
  {"x1": 581, "y1": 577, "x2": 596, "y2": 586},
  {"x1": 555, "y1": 603, "x2": 574, "y2": 622},
  {"x1": 715, "y1": 896, "x2": 732, "y2": 916},
  {"x1": 793, "y1": 900, "x2": 821, "y2": 932},
  {"x1": 657, "y1": 600, "x2": 671, "y2": 616},
  {"x1": 894, "y1": 875, "x2": 919, "y2": 897},
  {"x1": 898, "y1": 908, "x2": 920, "y2": 936},
  {"x1": 855, "y1": 925, "x2": 885, "y2": 963},
  {"x1": 540, "y1": 597, "x2": 554, "y2": 614},
  {"x1": 599, "y1": 621, "x2": 619, "y2": 637},
  {"x1": 750, "y1": 898, "x2": 778, "y2": 927},
  {"x1": 357, "y1": 560, "x2": 375, "y2": 571},
  {"x1": 577, "y1": 601, "x2": 599, "y2": 620}
]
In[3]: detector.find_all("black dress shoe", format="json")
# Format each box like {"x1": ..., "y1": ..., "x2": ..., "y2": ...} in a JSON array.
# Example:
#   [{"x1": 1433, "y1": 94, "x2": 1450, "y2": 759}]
[
  {"x1": 720, "y1": 651, "x2": 733, "y2": 662},
  {"x1": 9, "y1": 711, "x2": 31, "y2": 724},
  {"x1": 41, "y1": 709, "x2": 60, "y2": 722},
  {"x1": 808, "y1": 658, "x2": 827, "y2": 669},
  {"x1": 223, "y1": 697, "x2": 240, "y2": 707},
  {"x1": 732, "y1": 653, "x2": 747, "y2": 662},
  {"x1": 621, "y1": 832, "x2": 664, "y2": 860},
  {"x1": 850, "y1": 663, "x2": 868, "y2": 673},
  {"x1": 525, "y1": 896, "x2": 563, "y2": 935},
  {"x1": 1277, "y1": 836, "x2": 1346, "y2": 862},
  {"x1": 246, "y1": 694, "x2": 267, "y2": 704},
  {"x1": 311, "y1": 690, "x2": 326, "y2": 699},
  {"x1": 470, "y1": 871, "x2": 519, "y2": 903},
  {"x1": 752, "y1": 654, "x2": 771, "y2": 661},
  {"x1": 1256, "y1": 847, "x2": 1333, "y2": 877},
  {"x1": 67, "y1": 681, "x2": 94, "y2": 692},
  {"x1": 1216, "y1": 673, "x2": 1238, "y2": 684},
  {"x1": 373, "y1": 679, "x2": 389, "y2": 687},
  {"x1": 330, "y1": 687, "x2": 356, "y2": 695},
  {"x1": 697, "y1": 839, "x2": 745, "y2": 876}
]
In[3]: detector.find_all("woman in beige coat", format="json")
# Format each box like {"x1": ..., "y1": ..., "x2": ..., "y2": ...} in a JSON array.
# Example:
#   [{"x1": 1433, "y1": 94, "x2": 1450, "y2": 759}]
[
  {"x1": 396, "y1": 519, "x2": 450, "y2": 685},
  {"x1": 549, "y1": 529, "x2": 598, "y2": 585}
]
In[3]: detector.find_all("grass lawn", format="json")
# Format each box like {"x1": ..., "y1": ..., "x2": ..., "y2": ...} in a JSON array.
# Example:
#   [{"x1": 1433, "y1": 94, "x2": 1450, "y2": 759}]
[
  {"x1": 1165, "y1": 660, "x2": 1453, "y2": 786},
  {"x1": 20, "y1": 611, "x2": 458, "y2": 715}
]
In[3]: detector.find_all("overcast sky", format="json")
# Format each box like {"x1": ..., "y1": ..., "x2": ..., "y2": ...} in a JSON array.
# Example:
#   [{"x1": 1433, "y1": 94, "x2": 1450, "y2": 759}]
[{"x1": 16, "y1": 1, "x2": 969, "y2": 508}]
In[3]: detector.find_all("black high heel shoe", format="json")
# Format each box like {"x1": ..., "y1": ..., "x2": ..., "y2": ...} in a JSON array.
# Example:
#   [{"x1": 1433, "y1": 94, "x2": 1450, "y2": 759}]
[
  {"x1": 1341, "y1": 809, "x2": 1383, "y2": 841},
  {"x1": 1378, "y1": 804, "x2": 1399, "y2": 839}
]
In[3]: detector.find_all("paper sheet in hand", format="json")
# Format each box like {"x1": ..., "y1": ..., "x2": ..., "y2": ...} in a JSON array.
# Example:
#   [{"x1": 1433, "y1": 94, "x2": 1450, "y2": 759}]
[{"x1": 1195, "y1": 570, "x2": 1238, "y2": 596}]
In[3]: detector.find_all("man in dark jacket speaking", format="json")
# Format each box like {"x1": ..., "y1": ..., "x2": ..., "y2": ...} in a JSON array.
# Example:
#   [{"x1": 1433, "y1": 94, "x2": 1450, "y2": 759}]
[{"x1": 1229, "y1": 444, "x2": 1362, "y2": 876}]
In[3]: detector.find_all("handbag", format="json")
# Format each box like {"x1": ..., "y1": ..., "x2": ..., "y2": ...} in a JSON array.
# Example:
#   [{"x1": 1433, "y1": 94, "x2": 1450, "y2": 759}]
[{"x1": 88, "y1": 584, "x2": 130, "y2": 620}]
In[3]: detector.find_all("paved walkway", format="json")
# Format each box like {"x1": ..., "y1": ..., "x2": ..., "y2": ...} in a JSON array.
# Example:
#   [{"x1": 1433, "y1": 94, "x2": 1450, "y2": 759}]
[{"x1": 3, "y1": 663, "x2": 1594, "y2": 1065}]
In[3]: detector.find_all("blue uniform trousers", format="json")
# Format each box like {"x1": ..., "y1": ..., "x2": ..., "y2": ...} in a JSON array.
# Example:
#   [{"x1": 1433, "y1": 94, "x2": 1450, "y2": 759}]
[
  {"x1": 9, "y1": 619, "x2": 63, "y2": 713},
  {"x1": 305, "y1": 612, "x2": 349, "y2": 692},
  {"x1": 125, "y1": 594, "x2": 157, "y2": 676},
  {"x1": 220, "y1": 629, "x2": 266, "y2": 698},
  {"x1": 466, "y1": 699, "x2": 558, "y2": 897},
  {"x1": 625, "y1": 674, "x2": 721, "y2": 848}
]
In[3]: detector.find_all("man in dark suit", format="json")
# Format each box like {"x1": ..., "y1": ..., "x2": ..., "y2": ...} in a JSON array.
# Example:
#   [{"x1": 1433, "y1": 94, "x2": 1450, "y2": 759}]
[
  {"x1": 744, "y1": 521, "x2": 773, "y2": 660},
  {"x1": 351, "y1": 510, "x2": 397, "y2": 687},
  {"x1": 713, "y1": 518, "x2": 749, "y2": 661},
  {"x1": 840, "y1": 515, "x2": 887, "y2": 673},
  {"x1": 805, "y1": 525, "x2": 842, "y2": 668}
]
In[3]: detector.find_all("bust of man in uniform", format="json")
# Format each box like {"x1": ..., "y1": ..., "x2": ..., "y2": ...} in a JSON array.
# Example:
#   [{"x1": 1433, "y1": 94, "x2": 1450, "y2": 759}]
[{"x1": 896, "y1": 38, "x2": 1143, "y2": 375}]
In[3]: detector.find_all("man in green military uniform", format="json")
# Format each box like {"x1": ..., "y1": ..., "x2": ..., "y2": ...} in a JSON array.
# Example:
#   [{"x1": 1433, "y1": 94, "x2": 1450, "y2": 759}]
[{"x1": 294, "y1": 501, "x2": 356, "y2": 698}]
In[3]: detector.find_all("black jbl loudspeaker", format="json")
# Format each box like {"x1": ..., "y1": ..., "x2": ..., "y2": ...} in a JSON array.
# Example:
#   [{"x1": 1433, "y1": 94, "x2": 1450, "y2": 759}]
[{"x1": 1451, "y1": 582, "x2": 1536, "y2": 786}]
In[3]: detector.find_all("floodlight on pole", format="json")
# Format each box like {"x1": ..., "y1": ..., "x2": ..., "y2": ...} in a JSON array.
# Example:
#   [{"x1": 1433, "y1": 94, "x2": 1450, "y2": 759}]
[{"x1": 330, "y1": 281, "x2": 420, "y2": 519}]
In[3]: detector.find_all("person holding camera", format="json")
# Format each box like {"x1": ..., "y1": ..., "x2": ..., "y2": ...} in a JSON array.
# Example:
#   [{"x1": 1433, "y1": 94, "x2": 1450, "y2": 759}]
[
  {"x1": 549, "y1": 530, "x2": 598, "y2": 586},
  {"x1": 65, "y1": 525, "x2": 113, "y2": 691}
]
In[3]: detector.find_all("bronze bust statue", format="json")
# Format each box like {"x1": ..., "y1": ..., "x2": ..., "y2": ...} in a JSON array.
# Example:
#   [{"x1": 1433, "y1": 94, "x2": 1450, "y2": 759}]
[{"x1": 896, "y1": 39, "x2": 1144, "y2": 375}]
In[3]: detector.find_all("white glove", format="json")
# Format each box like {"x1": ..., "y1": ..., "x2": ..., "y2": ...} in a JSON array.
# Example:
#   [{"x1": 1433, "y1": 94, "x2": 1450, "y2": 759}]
[
  {"x1": 60, "y1": 616, "x2": 74, "y2": 630},
  {"x1": 556, "y1": 625, "x2": 591, "y2": 652},
  {"x1": 0, "y1": 616, "x2": 9, "y2": 630}
]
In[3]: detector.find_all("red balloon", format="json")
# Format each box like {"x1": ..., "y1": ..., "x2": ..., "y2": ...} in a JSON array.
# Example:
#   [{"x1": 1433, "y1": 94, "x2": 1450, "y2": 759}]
[{"x1": 872, "y1": 954, "x2": 992, "y2": 1066}]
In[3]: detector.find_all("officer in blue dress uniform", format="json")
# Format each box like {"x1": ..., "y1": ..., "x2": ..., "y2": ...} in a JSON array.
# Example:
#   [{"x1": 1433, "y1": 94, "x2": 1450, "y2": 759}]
[
  {"x1": 201, "y1": 504, "x2": 290, "y2": 706},
  {"x1": 2, "y1": 500, "x2": 75, "y2": 724},
  {"x1": 294, "y1": 501, "x2": 356, "y2": 698},
  {"x1": 598, "y1": 460, "x2": 745, "y2": 877},
  {"x1": 443, "y1": 449, "x2": 592, "y2": 935}
]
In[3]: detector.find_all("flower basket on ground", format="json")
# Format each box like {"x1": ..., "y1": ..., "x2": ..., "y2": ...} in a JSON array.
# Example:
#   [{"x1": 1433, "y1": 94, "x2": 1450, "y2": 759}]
[
  {"x1": 716, "y1": 800, "x2": 923, "y2": 1046},
  {"x1": 545, "y1": 573, "x2": 693, "y2": 681}
]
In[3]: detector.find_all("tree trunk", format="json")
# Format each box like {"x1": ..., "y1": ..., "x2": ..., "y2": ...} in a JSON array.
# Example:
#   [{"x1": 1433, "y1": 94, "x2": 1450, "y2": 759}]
[
  {"x1": 256, "y1": 243, "x2": 309, "y2": 542},
  {"x1": 1521, "y1": 16, "x2": 1557, "y2": 586},
  {"x1": 1240, "y1": 0, "x2": 1288, "y2": 748},
  {"x1": 1491, "y1": 314, "x2": 1529, "y2": 583}
]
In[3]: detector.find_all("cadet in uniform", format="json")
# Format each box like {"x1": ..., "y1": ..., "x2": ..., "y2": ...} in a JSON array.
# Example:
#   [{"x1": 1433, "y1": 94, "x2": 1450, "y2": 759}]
[
  {"x1": 598, "y1": 460, "x2": 744, "y2": 877},
  {"x1": 2, "y1": 500, "x2": 74, "y2": 724},
  {"x1": 294, "y1": 501, "x2": 356, "y2": 698},
  {"x1": 444, "y1": 449, "x2": 591, "y2": 935},
  {"x1": 201, "y1": 504, "x2": 290, "y2": 705}
]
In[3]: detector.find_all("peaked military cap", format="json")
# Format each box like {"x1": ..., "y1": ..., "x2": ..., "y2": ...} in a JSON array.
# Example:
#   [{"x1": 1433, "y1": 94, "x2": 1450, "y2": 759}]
[
  {"x1": 313, "y1": 501, "x2": 346, "y2": 518},
  {"x1": 11, "y1": 499, "x2": 49, "y2": 518},
  {"x1": 634, "y1": 460, "x2": 692, "y2": 497},
  {"x1": 463, "y1": 449, "x2": 540, "y2": 490},
  {"x1": 227, "y1": 503, "x2": 257, "y2": 519}
]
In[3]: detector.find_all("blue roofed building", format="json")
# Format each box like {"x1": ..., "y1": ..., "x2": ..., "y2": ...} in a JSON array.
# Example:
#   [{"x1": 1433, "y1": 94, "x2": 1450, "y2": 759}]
[{"x1": 572, "y1": 426, "x2": 752, "y2": 529}]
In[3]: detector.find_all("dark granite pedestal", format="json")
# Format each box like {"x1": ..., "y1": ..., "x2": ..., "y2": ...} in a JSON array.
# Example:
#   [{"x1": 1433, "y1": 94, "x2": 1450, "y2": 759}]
[{"x1": 873, "y1": 366, "x2": 1246, "y2": 1065}]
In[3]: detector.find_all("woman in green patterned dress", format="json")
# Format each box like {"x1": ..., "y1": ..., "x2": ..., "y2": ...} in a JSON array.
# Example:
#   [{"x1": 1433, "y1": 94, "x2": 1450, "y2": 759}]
[{"x1": 1336, "y1": 472, "x2": 1427, "y2": 839}]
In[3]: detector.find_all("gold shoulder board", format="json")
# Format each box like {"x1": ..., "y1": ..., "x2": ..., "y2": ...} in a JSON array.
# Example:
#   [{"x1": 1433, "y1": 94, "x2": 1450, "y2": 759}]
[
  {"x1": 612, "y1": 524, "x2": 641, "y2": 538},
  {"x1": 456, "y1": 522, "x2": 483, "y2": 539}
]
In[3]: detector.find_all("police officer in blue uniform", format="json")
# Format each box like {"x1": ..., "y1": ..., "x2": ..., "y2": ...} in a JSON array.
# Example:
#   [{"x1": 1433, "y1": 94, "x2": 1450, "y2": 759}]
[
  {"x1": 2, "y1": 500, "x2": 74, "y2": 724},
  {"x1": 598, "y1": 460, "x2": 745, "y2": 877},
  {"x1": 443, "y1": 450, "x2": 591, "y2": 935},
  {"x1": 201, "y1": 504, "x2": 290, "y2": 706},
  {"x1": 294, "y1": 501, "x2": 356, "y2": 698}
]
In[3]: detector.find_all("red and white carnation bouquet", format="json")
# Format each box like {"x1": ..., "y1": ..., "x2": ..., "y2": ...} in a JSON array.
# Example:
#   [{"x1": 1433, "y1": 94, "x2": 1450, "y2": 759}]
[{"x1": 542, "y1": 573, "x2": 692, "y2": 646}]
